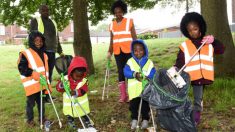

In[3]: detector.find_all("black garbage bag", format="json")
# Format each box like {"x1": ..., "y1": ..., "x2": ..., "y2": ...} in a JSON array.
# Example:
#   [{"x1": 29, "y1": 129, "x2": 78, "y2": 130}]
[
  {"x1": 142, "y1": 69, "x2": 196, "y2": 132},
  {"x1": 55, "y1": 55, "x2": 73, "y2": 75}
]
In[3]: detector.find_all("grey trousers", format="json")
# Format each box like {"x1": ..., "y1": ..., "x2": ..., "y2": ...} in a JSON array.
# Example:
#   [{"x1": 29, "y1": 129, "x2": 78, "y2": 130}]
[{"x1": 192, "y1": 85, "x2": 204, "y2": 111}]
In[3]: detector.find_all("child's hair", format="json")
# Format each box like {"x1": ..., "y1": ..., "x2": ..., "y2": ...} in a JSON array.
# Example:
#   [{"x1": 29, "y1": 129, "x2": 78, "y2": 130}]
[
  {"x1": 180, "y1": 12, "x2": 207, "y2": 39},
  {"x1": 71, "y1": 67, "x2": 86, "y2": 75},
  {"x1": 111, "y1": 0, "x2": 127, "y2": 15}
]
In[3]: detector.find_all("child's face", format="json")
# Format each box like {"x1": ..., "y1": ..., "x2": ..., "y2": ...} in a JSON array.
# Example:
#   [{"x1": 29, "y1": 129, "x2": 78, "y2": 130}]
[
  {"x1": 187, "y1": 22, "x2": 201, "y2": 39},
  {"x1": 34, "y1": 36, "x2": 43, "y2": 49},
  {"x1": 133, "y1": 43, "x2": 145, "y2": 59},
  {"x1": 71, "y1": 70, "x2": 84, "y2": 81}
]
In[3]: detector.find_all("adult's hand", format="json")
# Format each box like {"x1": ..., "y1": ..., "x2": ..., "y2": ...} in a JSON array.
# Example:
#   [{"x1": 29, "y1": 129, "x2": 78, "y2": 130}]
[{"x1": 107, "y1": 52, "x2": 112, "y2": 60}]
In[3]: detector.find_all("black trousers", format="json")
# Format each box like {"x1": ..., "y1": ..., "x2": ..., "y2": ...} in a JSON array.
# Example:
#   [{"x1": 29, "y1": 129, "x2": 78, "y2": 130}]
[
  {"x1": 45, "y1": 51, "x2": 56, "y2": 83},
  {"x1": 26, "y1": 92, "x2": 45, "y2": 122},
  {"x1": 129, "y1": 97, "x2": 150, "y2": 120},
  {"x1": 114, "y1": 51, "x2": 132, "y2": 82}
]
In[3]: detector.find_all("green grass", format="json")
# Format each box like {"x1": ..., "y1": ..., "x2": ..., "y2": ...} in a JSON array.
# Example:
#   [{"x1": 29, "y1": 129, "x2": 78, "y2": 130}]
[{"x1": 0, "y1": 38, "x2": 234, "y2": 131}]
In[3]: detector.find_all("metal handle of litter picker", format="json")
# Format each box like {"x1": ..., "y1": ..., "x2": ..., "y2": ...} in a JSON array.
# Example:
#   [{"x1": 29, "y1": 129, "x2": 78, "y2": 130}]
[
  {"x1": 61, "y1": 74, "x2": 96, "y2": 130},
  {"x1": 61, "y1": 74, "x2": 87, "y2": 130},
  {"x1": 102, "y1": 59, "x2": 111, "y2": 101},
  {"x1": 73, "y1": 96, "x2": 95, "y2": 126},
  {"x1": 178, "y1": 39, "x2": 208, "y2": 74},
  {"x1": 40, "y1": 86, "x2": 43, "y2": 129},
  {"x1": 40, "y1": 75, "x2": 62, "y2": 128},
  {"x1": 150, "y1": 105, "x2": 156, "y2": 132},
  {"x1": 136, "y1": 70, "x2": 149, "y2": 132}
]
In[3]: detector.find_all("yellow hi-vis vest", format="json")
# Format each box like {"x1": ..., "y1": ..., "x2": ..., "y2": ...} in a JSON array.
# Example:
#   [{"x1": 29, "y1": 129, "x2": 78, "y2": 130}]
[
  {"x1": 127, "y1": 58, "x2": 154, "y2": 100},
  {"x1": 18, "y1": 48, "x2": 51, "y2": 96},
  {"x1": 63, "y1": 78, "x2": 90, "y2": 117},
  {"x1": 36, "y1": 17, "x2": 58, "y2": 35},
  {"x1": 180, "y1": 39, "x2": 214, "y2": 81}
]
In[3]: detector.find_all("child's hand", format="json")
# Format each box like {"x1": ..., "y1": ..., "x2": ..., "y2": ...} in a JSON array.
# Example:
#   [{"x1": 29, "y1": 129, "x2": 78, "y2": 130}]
[
  {"x1": 70, "y1": 90, "x2": 76, "y2": 96},
  {"x1": 32, "y1": 71, "x2": 40, "y2": 81},
  {"x1": 135, "y1": 72, "x2": 143, "y2": 82},
  {"x1": 202, "y1": 35, "x2": 214, "y2": 44}
]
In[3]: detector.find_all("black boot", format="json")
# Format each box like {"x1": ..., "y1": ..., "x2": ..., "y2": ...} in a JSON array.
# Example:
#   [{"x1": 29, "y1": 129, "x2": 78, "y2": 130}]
[
  {"x1": 67, "y1": 116, "x2": 76, "y2": 129},
  {"x1": 82, "y1": 115, "x2": 93, "y2": 128}
]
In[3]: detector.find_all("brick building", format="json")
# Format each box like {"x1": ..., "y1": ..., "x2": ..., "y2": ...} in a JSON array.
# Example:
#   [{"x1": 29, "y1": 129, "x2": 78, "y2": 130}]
[
  {"x1": 0, "y1": 24, "x2": 27, "y2": 45},
  {"x1": 0, "y1": 21, "x2": 74, "y2": 45}
]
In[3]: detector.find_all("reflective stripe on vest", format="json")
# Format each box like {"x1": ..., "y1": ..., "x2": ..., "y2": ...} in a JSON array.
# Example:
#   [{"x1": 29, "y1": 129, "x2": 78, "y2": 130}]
[
  {"x1": 36, "y1": 17, "x2": 58, "y2": 35},
  {"x1": 19, "y1": 48, "x2": 51, "y2": 96},
  {"x1": 110, "y1": 18, "x2": 133, "y2": 55},
  {"x1": 180, "y1": 39, "x2": 214, "y2": 81},
  {"x1": 127, "y1": 58, "x2": 154, "y2": 100},
  {"x1": 63, "y1": 78, "x2": 90, "y2": 117}
]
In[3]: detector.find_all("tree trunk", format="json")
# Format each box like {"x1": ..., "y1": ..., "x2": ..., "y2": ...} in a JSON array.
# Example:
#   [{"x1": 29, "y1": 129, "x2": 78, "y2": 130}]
[
  {"x1": 73, "y1": 0, "x2": 95, "y2": 74},
  {"x1": 201, "y1": 0, "x2": 235, "y2": 77}
]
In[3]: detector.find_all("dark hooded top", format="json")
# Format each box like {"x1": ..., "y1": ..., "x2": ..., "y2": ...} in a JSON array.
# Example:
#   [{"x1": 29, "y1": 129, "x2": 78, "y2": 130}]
[{"x1": 18, "y1": 31, "x2": 46, "y2": 76}]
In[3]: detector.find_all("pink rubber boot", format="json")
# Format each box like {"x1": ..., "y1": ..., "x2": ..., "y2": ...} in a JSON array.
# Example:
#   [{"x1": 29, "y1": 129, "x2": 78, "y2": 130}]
[{"x1": 118, "y1": 81, "x2": 128, "y2": 103}]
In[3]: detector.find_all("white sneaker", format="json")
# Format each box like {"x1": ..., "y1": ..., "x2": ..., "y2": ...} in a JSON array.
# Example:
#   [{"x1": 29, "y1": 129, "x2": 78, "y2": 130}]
[
  {"x1": 130, "y1": 120, "x2": 138, "y2": 130},
  {"x1": 141, "y1": 120, "x2": 148, "y2": 129}
]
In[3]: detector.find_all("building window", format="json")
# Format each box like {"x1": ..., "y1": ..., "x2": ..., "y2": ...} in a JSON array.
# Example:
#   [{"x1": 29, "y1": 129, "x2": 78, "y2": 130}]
[{"x1": 0, "y1": 26, "x2": 5, "y2": 35}]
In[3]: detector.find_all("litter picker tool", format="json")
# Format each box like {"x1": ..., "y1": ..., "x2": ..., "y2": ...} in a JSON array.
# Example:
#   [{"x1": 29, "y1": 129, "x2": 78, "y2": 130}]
[
  {"x1": 136, "y1": 70, "x2": 149, "y2": 132},
  {"x1": 61, "y1": 74, "x2": 97, "y2": 132},
  {"x1": 40, "y1": 75, "x2": 62, "y2": 128},
  {"x1": 40, "y1": 83, "x2": 44, "y2": 129},
  {"x1": 166, "y1": 39, "x2": 208, "y2": 88},
  {"x1": 149, "y1": 105, "x2": 157, "y2": 132},
  {"x1": 102, "y1": 59, "x2": 111, "y2": 100},
  {"x1": 136, "y1": 98, "x2": 143, "y2": 132},
  {"x1": 61, "y1": 74, "x2": 86, "y2": 130}
]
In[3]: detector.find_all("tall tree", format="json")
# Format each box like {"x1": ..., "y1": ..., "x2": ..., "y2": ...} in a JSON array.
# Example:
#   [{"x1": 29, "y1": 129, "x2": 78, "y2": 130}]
[
  {"x1": 73, "y1": 0, "x2": 94, "y2": 74},
  {"x1": 0, "y1": 0, "x2": 156, "y2": 74},
  {"x1": 201, "y1": 0, "x2": 235, "y2": 77}
]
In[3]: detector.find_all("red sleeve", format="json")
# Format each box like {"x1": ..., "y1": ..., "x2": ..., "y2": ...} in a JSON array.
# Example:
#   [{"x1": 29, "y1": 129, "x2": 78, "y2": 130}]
[
  {"x1": 56, "y1": 80, "x2": 65, "y2": 93},
  {"x1": 76, "y1": 83, "x2": 88, "y2": 97}
]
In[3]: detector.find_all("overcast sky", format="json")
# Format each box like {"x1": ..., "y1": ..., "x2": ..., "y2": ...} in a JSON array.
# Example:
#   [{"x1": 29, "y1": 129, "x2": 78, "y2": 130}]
[{"x1": 95, "y1": 0, "x2": 233, "y2": 30}]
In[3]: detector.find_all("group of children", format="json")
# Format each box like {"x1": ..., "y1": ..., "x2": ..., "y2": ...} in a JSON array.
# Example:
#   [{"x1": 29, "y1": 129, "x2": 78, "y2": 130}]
[{"x1": 17, "y1": 11, "x2": 224, "y2": 131}]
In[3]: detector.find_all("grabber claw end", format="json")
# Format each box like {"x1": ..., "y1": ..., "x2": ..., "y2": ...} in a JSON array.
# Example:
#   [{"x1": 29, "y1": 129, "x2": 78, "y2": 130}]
[{"x1": 59, "y1": 122, "x2": 62, "y2": 128}]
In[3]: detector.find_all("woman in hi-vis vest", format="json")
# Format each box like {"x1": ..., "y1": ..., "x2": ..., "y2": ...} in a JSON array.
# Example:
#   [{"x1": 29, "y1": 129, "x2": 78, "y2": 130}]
[{"x1": 107, "y1": 0, "x2": 137, "y2": 103}]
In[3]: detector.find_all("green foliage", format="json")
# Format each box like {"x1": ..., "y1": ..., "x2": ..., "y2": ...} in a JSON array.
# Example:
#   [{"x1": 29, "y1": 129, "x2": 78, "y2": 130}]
[
  {"x1": 137, "y1": 33, "x2": 158, "y2": 40},
  {"x1": 0, "y1": 0, "x2": 72, "y2": 31},
  {"x1": 157, "y1": 0, "x2": 199, "y2": 12},
  {"x1": 23, "y1": 38, "x2": 29, "y2": 48},
  {"x1": 0, "y1": 0, "x2": 157, "y2": 29}
]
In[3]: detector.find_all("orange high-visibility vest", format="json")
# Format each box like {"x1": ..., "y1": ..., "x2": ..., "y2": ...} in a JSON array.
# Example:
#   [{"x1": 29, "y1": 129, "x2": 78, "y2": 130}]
[
  {"x1": 180, "y1": 39, "x2": 214, "y2": 81},
  {"x1": 109, "y1": 17, "x2": 133, "y2": 55},
  {"x1": 18, "y1": 48, "x2": 52, "y2": 96}
]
